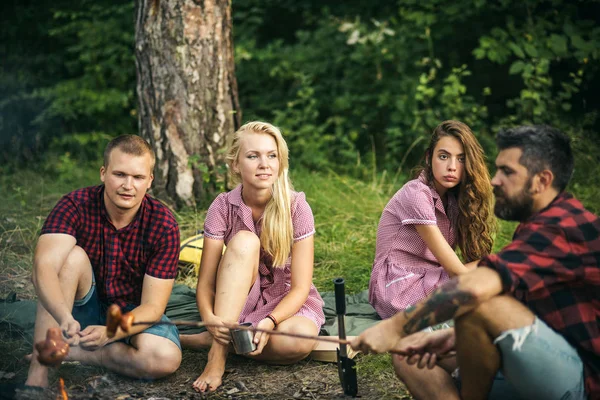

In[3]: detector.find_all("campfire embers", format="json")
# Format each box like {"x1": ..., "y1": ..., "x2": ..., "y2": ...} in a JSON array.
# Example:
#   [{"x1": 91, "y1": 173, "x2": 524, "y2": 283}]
[
  {"x1": 58, "y1": 377, "x2": 68, "y2": 400},
  {"x1": 35, "y1": 328, "x2": 69, "y2": 367}
]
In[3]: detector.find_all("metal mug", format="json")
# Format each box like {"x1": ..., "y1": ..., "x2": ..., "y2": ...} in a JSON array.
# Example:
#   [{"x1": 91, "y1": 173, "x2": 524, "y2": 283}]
[{"x1": 231, "y1": 322, "x2": 257, "y2": 354}]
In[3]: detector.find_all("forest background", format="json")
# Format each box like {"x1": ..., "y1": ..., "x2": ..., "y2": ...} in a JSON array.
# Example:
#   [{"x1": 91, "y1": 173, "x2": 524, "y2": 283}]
[{"x1": 0, "y1": 0, "x2": 599, "y2": 398}]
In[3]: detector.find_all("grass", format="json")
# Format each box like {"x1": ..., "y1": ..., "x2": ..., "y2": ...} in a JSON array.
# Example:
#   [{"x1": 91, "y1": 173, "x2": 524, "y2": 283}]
[{"x1": 1, "y1": 161, "x2": 598, "y2": 393}]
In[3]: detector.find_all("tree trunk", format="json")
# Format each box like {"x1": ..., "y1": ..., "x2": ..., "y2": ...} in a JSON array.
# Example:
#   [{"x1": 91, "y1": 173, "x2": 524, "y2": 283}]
[{"x1": 135, "y1": 0, "x2": 241, "y2": 208}]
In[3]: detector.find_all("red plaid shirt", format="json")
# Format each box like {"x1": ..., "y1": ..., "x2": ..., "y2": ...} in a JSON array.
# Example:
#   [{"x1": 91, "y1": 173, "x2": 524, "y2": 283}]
[
  {"x1": 41, "y1": 185, "x2": 180, "y2": 308},
  {"x1": 480, "y1": 192, "x2": 600, "y2": 399}
]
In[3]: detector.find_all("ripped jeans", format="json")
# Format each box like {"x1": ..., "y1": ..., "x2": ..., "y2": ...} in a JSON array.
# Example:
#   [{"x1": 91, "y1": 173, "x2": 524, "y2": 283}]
[{"x1": 487, "y1": 317, "x2": 586, "y2": 400}]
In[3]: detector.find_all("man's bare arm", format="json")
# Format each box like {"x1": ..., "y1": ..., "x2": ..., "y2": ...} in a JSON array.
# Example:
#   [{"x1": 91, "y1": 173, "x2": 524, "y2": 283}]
[
  {"x1": 350, "y1": 267, "x2": 504, "y2": 355},
  {"x1": 401, "y1": 267, "x2": 503, "y2": 335}
]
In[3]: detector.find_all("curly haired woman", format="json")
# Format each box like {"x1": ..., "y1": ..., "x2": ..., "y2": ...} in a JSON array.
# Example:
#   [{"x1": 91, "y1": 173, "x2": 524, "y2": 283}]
[{"x1": 369, "y1": 120, "x2": 496, "y2": 319}]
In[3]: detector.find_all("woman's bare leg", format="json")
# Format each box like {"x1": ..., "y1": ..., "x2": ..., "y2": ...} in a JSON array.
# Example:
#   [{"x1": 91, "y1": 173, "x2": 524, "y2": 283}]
[{"x1": 192, "y1": 231, "x2": 260, "y2": 393}]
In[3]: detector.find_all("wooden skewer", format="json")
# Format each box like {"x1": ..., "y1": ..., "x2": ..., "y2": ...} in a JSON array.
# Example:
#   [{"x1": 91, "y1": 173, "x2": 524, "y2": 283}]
[
  {"x1": 131, "y1": 319, "x2": 353, "y2": 346},
  {"x1": 131, "y1": 319, "x2": 455, "y2": 359}
]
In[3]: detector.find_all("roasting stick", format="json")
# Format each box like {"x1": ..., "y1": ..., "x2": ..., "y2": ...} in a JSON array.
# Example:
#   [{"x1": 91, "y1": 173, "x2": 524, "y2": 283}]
[
  {"x1": 127, "y1": 318, "x2": 454, "y2": 359},
  {"x1": 130, "y1": 318, "x2": 353, "y2": 346}
]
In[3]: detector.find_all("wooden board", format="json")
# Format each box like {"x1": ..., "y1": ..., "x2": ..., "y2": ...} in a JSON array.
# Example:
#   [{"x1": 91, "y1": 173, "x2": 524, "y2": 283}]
[{"x1": 309, "y1": 336, "x2": 360, "y2": 363}]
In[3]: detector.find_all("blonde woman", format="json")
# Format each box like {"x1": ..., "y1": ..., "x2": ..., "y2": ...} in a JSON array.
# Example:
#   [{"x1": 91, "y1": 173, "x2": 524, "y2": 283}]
[{"x1": 180, "y1": 121, "x2": 324, "y2": 393}]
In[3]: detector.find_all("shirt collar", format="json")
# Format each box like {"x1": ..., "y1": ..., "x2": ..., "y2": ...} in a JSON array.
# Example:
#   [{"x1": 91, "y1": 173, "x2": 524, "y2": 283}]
[
  {"x1": 418, "y1": 172, "x2": 454, "y2": 216},
  {"x1": 230, "y1": 185, "x2": 259, "y2": 233},
  {"x1": 527, "y1": 191, "x2": 572, "y2": 221},
  {"x1": 98, "y1": 184, "x2": 145, "y2": 231}
]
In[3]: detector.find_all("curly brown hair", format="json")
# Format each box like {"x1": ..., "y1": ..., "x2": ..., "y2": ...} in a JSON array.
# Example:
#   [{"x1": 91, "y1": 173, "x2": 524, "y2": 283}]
[{"x1": 415, "y1": 120, "x2": 496, "y2": 262}]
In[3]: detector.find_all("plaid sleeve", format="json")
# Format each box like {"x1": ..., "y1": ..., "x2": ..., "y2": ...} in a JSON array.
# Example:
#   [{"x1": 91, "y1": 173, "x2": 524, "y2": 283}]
[
  {"x1": 292, "y1": 192, "x2": 315, "y2": 242},
  {"x1": 145, "y1": 225, "x2": 180, "y2": 279},
  {"x1": 479, "y1": 223, "x2": 578, "y2": 297},
  {"x1": 41, "y1": 195, "x2": 80, "y2": 237}
]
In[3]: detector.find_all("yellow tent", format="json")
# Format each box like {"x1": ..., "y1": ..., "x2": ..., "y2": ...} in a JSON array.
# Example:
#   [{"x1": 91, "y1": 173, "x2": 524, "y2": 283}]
[{"x1": 179, "y1": 232, "x2": 225, "y2": 275}]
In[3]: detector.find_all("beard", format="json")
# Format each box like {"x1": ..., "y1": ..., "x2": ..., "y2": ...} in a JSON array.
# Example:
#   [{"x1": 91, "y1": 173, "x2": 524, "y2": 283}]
[{"x1": 493, "y1": 179, "x2": 534, "y2": 222}]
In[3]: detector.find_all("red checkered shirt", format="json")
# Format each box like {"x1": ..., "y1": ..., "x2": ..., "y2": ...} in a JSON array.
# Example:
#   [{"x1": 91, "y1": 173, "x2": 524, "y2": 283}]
[
  {"x1": 480, "y1": 192, "x2": 600, "y2": 399},
  {"x1": 41, "y1": 185, "x2": 180, "y2": 308}
]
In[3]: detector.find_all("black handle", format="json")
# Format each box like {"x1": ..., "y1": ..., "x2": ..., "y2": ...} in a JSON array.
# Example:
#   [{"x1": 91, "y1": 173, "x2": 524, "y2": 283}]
[{"x1": 334, "y1": 277, "x2": 346, "y2": 315}]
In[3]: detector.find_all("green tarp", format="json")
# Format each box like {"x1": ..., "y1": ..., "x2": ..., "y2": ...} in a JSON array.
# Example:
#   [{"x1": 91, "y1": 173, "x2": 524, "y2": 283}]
[{"x1": 0, "y1": 285, "x2": 381, "y2": 341}]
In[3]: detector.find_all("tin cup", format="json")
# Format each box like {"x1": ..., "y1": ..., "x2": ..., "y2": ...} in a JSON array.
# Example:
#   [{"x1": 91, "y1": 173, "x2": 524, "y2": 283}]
[{"x1": 231, "y1": 322, "x2": 257, "y2": 354}]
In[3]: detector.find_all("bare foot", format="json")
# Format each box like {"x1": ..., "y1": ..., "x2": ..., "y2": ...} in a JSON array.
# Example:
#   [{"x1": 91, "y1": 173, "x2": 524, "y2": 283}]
[
  {"x1": 192, "y1": 359, "x2": 225, "y2": 393},
  {"x1": 180, "y1": 332, "x2": 213, "y2": 350}
]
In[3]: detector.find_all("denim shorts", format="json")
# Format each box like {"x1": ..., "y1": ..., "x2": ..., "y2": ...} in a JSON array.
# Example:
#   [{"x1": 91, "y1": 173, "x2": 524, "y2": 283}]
[
  {"x1": 486, "y1": 317, "x2": 586, "y2": 400},
  {"x1": 72, "y1": 277, "x2": 181, "y2": 350}
]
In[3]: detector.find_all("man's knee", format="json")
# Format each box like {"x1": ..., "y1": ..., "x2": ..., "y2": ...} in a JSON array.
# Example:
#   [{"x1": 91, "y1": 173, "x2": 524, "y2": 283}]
[
  {"x1": 393, "y1": 354, "x2": 412, "y2": 380},
  {"x1": 59, "y1": 246, "x2": 92, "y2": 277},
  {"x1": 145, "y1": 344, "x2": 182, "y2": 378},
  {"x1": 457, "y1": 296, "x2": 535, "y2": 338},
  {"x1": 32, "y1": 246, "x2": 92, "y2": 294}
]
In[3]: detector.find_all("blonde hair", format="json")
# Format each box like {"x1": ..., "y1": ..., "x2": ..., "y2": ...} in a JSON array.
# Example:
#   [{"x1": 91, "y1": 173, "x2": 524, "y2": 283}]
[
  {"x1": 226, "y1": 121, "x2": 294, "y2": 267},
  {"x1": 415, "y1": 120, "x2": 496, "y2": 262}
]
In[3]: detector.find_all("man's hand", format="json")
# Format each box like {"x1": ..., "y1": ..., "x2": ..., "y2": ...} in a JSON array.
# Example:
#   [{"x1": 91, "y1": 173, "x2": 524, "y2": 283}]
[
  {"x1": 350, "y1": 318, "x2": 404, "y2": 354},
  {"x1": 59, "y1": 316, "x2": 81, "y2": 346},
  {"x1": 78, "y1": 325, "x2": 112, "y2": 350},
  {"x1": 395, "y1": 328, "x2": 456, "y2": 369},
  {"x1": 247, "y1": 318, "x2": 273, "y2": 356},
  {"x1": 205, "y1": 315, "x2": 230, "y2": 346}
]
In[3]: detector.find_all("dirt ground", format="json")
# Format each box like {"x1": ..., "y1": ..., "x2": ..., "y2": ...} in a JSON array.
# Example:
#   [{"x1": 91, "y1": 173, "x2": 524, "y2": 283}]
[
  {"x1": 2, "y1": 340, "x2": 412, "y2": 400},
  {"x1": 0, "y1": 282, "x2": 412, "y2": 400}
]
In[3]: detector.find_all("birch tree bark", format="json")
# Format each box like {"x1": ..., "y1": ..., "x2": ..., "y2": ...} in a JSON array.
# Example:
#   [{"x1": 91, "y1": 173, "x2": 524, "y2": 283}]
[{"x1": 135, "y1": 0, "x2": 240, "y2": 207}]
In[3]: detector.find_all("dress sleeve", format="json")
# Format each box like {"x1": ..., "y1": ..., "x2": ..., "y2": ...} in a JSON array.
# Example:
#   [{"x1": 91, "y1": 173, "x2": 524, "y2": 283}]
[
  {"x1": 203, "y1": 193, "x2": 229, "y2": 240},
  {"x1": 41, "y1": 195, "x2": 80, "y2": 237},
  {"x1": 395, "y1": 182, "x2": 437, "y2": 226},
  {"x1": 291, "y1": 192, "x2": 315, "y2": 242}
]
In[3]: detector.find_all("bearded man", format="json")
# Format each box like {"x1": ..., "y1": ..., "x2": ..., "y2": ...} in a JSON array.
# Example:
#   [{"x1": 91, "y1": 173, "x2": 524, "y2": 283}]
[{"x1": 352, "y1": 125, "x2": 600, "y2": 400}]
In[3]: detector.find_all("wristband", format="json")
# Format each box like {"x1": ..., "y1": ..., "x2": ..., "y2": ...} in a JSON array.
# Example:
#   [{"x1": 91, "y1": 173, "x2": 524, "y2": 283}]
[{"x1": 266, "y1": 314, "x2": 278, "y2": 327}]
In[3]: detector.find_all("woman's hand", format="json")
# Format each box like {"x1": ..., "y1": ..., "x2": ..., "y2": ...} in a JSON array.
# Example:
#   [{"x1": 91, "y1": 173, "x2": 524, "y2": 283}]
[
  {"x1": 205, "y1": 315, "x2": 230, "y2": 346},
  {"x1": 247, "y1": 318, "x2": 275, "y2": 356}
]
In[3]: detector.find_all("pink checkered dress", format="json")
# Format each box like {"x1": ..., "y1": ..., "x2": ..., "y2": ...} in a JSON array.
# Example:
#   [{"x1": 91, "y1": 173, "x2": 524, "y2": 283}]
[
  {"x1": 369, "y1": 175, "x2": 459, "y2": 319},
  {"x1": 204, "y1": 185, "x2": 325, "y2": 329}
]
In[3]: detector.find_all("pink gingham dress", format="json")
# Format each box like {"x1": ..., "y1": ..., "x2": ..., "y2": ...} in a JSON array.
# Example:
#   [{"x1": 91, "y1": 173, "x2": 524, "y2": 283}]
[
  {"x1": 369, "y1": 175, "x2": 458, "y2": 319},
  {"x1": 203, "y1": 185, "x2": 325, "y2": 329}
]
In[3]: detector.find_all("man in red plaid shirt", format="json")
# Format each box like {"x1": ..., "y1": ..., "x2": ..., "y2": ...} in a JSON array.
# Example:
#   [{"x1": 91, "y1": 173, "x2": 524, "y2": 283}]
[
  {"x1": 26, "y1": 135, "x2": 182, "y2": 389},
  {"x1": 352, "y1": 125, "x2": 599, "y2": 400}
]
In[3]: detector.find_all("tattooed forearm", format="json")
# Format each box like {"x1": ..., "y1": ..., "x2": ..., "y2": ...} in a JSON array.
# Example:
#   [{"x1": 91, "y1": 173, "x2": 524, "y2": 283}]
[{"x1": 402, "y1": 278, "x2": 476, "y2": 335}]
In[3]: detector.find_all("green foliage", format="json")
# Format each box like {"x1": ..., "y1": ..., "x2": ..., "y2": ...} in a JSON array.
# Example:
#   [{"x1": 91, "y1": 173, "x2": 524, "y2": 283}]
[
  {"x1": 0, "y1": 0, "x2": 135, "y2": 165},
  {"x1": 2, "y1": 0, "x2": 600, "y2": 202}
]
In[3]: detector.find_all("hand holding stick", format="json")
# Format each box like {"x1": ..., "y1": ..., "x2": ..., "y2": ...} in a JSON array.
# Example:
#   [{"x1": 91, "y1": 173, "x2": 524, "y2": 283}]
[
  {"x1": 105, "y1": 304, "x2": 352, "y2": 346},
  {"x1": 106, "y1": 304, "x2": 134, "y2": 338}
]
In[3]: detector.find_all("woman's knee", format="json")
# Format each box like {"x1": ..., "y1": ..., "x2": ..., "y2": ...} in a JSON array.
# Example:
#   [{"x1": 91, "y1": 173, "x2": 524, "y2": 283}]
[
  {"x1": 271, "y1": 320, "x2": 318, "y2": 361},
  {"x1": 226, "y1": 231, "x2": 260, "y2": 258}
]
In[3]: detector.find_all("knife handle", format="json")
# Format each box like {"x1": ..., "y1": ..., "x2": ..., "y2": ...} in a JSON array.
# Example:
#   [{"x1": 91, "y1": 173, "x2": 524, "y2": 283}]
[{"x1": 334, "y1": 277, "x2": 346, "y2": 316}]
